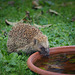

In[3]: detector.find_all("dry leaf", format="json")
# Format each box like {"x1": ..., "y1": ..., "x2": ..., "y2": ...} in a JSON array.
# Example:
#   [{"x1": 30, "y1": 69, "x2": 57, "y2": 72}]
[
  {"x1": 5, "y1": 19, "x2": 23, "y2": 26},
  {"x1": 49, "y1": 9, "x2": 61, "y2": 16},
  {"x1": 50, "y1": 65, "x2": 62, "y2": 69},
  {"x1": 32, "y1": 0, "x2": 42, "y2": 9},
  {"x1": 25, "y1": 11, "x2": 31, "y2": 20},
  {"x1": 32, "y1": 1, "x2": 39, "y2": 6},
  {"x1": 23, "y1": 11, "x2": 31, "y2": 22},
  {"x1": 34, "y1": 23, "x2": 52, "y2": 28},
  {"x1": 34, "y1": 6, "x2": 42, "y2": 9}
]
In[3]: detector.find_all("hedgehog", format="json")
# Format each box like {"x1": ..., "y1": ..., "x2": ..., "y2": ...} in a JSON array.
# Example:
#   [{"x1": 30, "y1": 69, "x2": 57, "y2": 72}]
[{"x1": 6, "y1": 20, "x2": 50, "y2": 56}]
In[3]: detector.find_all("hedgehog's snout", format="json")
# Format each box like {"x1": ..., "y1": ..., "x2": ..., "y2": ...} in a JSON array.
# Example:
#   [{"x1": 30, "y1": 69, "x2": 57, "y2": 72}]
[{"x1": 39, "y1": 47, "x2": 50, "y2": 57}]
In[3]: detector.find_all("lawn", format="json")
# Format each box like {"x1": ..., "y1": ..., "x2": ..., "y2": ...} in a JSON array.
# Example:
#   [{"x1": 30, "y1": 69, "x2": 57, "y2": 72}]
[{"x1": 0, "y1": 0, "x2": 75, "y2": 75}]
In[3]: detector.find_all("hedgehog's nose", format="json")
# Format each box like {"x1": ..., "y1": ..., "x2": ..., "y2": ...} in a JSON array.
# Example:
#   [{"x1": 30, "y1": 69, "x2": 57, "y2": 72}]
[
  {"x1": 39, "y1": 47, "x2": 50, "y2": 57},
  {"x1": 45, "y1": 47, "x2": 50, "y2": 56}
]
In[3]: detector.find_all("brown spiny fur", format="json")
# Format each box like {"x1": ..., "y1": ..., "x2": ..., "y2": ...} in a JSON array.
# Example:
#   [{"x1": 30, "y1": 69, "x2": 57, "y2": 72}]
[{"x1": 7, "y1": 22, "x2": 49, "y2": 56}]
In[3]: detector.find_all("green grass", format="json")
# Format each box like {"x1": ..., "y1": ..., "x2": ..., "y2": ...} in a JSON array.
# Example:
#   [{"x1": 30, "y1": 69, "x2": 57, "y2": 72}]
[{"x1": 0, "y1": 0, "x2": 75, "y2": 75}]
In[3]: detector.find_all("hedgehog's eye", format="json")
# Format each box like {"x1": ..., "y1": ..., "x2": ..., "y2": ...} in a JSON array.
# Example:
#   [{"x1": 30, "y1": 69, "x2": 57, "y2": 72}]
[
  {"x1": 34, "y1": 39, "x2": 36, "y2": 44},
  {"x1": 34, "y1": 39, "x2": 38, "y2": 45}
]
